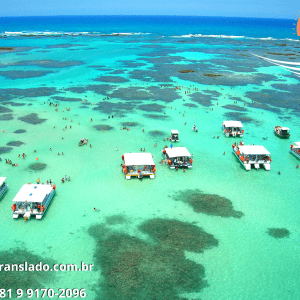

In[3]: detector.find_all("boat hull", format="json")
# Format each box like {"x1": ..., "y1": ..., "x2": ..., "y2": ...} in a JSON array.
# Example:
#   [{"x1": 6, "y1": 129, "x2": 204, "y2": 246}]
[
  {"x1": 275, "y1": 132, "x2": 290, "y2": 139},
  {"x1": 290, "y1": 149, "x2": 300, "y2": 159}
]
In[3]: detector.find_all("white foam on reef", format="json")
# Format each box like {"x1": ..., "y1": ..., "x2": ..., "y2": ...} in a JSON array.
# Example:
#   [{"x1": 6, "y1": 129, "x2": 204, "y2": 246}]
[{"x1": 172, "y1": 34, "x2": 300, "y2": 42}]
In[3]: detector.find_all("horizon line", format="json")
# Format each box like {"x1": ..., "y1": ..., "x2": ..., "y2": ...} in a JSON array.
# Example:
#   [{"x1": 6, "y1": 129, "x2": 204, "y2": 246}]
[{"x1": 0, "y1": 15, "x2": 294, "y2": 20}]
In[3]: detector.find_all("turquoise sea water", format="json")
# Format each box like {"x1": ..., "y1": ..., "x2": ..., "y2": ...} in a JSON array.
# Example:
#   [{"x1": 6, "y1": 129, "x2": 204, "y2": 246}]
[{"x1": 0, "y1": 16, "x2": 300, "y2": 300}]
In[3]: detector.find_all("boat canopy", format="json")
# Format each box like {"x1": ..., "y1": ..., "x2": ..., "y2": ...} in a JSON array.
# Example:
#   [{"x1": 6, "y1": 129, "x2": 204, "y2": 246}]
[
  {"x1": 12, "y1": 184, "x2": 53, "y2": 203},
  {"x1": 0, "y1": 177, "x2": 6, "y2": 186},
  {"x1": 123, "y1": 153, "x2": 155, "y2": 166},
  {"x1": 239, "y1": 145, "x2": 270, "y2": 155},
  {"x1": 223, "y1": 121, "x2": 243, "y2": 128},
  {"x1": 171, "y1": 130, "x2": 179, "y2": 134},
  {"x1": 280, "y1": 127, "x2": 290, "y2": 131},
  {"x1": 165, "y1": 147, "x2": 191, "y2": 158},
  {"x1": 294, "y1": 142, "x2": 300, "y2": 147}
]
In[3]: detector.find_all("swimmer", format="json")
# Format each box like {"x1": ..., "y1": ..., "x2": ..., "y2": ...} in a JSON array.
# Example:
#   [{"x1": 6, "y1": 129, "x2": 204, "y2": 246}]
[
  {"x1": 278, "y1": 171, "x2": 281, "y2": 175},
  {"x1": 296, "y1": 165, "x2": 299, "y2": 169},
  {"x1": 116, "y1": 147, "x2": 118, "y2": 151},
  {"x1": 94, "y1": 208, "x2": 100, "y2": 212},
  {"x1": 90, "y1": 144, "x2": 92, "y2": 148}
]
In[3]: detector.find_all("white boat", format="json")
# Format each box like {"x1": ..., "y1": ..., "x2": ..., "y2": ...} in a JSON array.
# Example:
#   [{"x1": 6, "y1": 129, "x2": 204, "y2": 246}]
[
  {"x1": 79, "y1": 138, "x2": 88, "y2": 146},
  {"x1": 232, "y1": 143, "x2": 271, "y2": 171},
  {"x1": 121, "y1": 153, "x2": 156, "y2": 180},
  {"x1": 162, "y1": 147, "x2": 193, "y2": 169},
  {"x1": 170, "y1": 130, "x2": 179, "y2": 142},
  {"x1": 290, "y1": 142, "x2": 300, "y2": 159},
  {"x1": 274, "y1": 126, "x2": 290, "y2": 139},
  {"x1": 222, "y1": 121, "x2": 244, "y2": 137},
  {"x1": 0, "y1": 177, "x2": 8, "y2": 199},
  {"x1": 11, "y1": 183, "x2": 56, "y2": 221},
  {"x1": 192, "y1": 124, "x2": 198, "y2": 132}
]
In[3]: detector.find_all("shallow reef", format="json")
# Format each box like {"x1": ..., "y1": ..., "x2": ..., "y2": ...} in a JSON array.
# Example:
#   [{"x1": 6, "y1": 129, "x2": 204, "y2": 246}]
[
  {"x1": 13, "y1": 129, "x2": 27, "y2": 134},
  {"x1": 0, "y1": 248, "x2": 56, "y2": 292},
  {"x1": 28, "y1": 163, "x2": 47, "y2": 171},
  {"x1": 138, "y1": 103, "x2": 165, "y2": 112},
  {"x1": 6, "y1": 141, "x2": 24, "y2": 147},
  {"x1": 121, "y1": 122, "x2": 139, "y2": 127},
  {"x1": 18, "y1": 113, "x2": 47, "y2": 125},
  {"x1": 143, "y1": 114, "x2": 169, "y2": 120},
  {"x1": 173, "y1": 189, "x2": 244, "y2": 218},
  {"x1": 93, "y1": 125, "x2": 114, "y2": 131},
  {"x1": 139, "y1": 218, "x2": 219, "y2": 253},
  {"x1": 267, "y1": 228, "x2": 290, "y2": 239},
  {"x1": 148, "y1": 130, "x2": 166, "y2": 138},
  {"x1": 0, "y1": 113, "x2": 13, "y2": 121},
  {"x1": 0, "y1": 147, "x2": 13, "y2": 154},
  {"x1": 89, "y1": 219, "x2": 218, "y2": 300}
]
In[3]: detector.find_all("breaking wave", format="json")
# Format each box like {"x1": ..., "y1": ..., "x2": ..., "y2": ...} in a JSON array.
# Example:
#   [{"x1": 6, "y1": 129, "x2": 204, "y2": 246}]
[{"x1": 172, "y1": 34, "x2": 300, "y2": 42}]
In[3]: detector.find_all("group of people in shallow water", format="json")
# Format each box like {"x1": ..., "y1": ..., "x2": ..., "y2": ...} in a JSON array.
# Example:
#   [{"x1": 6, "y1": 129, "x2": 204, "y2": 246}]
[{"x1": 61, "y1": 175, "x2": 71, "y2": 183}]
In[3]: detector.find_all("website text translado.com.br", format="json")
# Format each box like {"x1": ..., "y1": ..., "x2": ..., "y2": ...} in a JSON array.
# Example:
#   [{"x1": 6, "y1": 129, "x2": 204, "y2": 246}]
[{"x1": 0, "y1": 262, "x2": 94, "y2": 272}]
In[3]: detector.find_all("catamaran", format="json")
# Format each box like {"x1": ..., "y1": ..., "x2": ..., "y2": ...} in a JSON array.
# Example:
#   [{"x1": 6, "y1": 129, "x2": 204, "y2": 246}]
[
  {"x1": 290, "y1": 142, "x2": 300, "y2": 159},
  {"x1": 232, "y1": 143, "x2": 271, "y2": 170},
  {"x1": 222, "y1": 121, "x2": 244, "y2": 137},
  {"x1": 162, "y1": 147, "x2": 193, "y2": 169},
  {"x1": 121, "y1": 153, "x2": 156, "y2": 180},
  {"x1": 12, "y1": 183, "x2": 56, "y2": 221}
]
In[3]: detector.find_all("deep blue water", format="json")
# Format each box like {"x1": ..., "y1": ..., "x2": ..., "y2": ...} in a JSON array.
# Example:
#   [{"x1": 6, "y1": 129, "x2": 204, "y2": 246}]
[{"x1": 0, "y1": 15, "x2": 296, "y2": 39}]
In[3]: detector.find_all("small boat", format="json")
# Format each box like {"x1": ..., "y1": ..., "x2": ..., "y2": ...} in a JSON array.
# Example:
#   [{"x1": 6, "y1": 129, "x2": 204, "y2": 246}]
[
  {"x1": 0, "y1": 177, "x2": 8, "y2": 199},
  {"x1": 290, "y1": 142, "x2": 300, "y2": 159},
  {"x1": 192, "y1": 124, "x2": 198, "y2": 132},
  {"x1": 274, "y1": 126, "x2": 290, "y2": 138},
  {"x1": 222, "y1": 121, "x2": 244, "y2": 137},
  {"x1": 170, "y1": 130, "x2": 179, "y2": 142},
  {"x1": 232, "y1": 143, "x2": 271, "y2": 171},
  {"x1": 162, "y1": 147, "x2": 193, "y2": 169},
  {"x1": 79, "y1": 138, "x2": 88, "y2": 146},
  {"x1": 121, "y1": 153, "x2": 156, "y2": 180},
  {"x1": 12, "y1": 183, "x2": 56, "y2": 221}
]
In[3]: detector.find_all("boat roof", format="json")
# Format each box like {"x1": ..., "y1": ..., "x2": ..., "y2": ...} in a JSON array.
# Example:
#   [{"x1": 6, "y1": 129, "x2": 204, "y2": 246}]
[
  {"x1": 0, "y1": 177, "x2": 6, "y2": 185},
  {"x1": 239, "y1": 145, "x2": 270, "y2": 155},
  {"x1": 171, "y1": 130, "x2": 179, "y2": 134},
  {"x1": 165, "y1": 147, "x2": 191, "y2": 158},
  {"x1": 223, "y1": 121, "x2": 243, "y2": 128},
  {"x1": 294, "y1": 142, "x2": 300, "y2": 147},
  {"x1": 123, "y1": 153, "x2": 155, "y2": 166},
  {"x1": 280, "y1": 127, "x2": 290, "y2": 130},
  {"x1": 12, "y1": 184, "x2": 53, "y2": 203}
]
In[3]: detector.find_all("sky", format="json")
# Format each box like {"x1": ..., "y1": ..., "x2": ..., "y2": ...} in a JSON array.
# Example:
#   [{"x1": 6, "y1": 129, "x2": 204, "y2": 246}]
[{"x1": 0, "y1": 0, "x2": 299, "y2": 18}]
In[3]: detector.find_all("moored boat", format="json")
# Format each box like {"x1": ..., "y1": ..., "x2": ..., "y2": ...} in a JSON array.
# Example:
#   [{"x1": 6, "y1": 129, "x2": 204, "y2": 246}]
[
  {"x1": 274, "y1": 126, "x2": 290, "y2": 138},
  {"x1": 170, "y1": 130, "x2": 179, "y2": 142},
  {"x1": 79, "y1": 138, "x2": 88, "y2": 146},
  {"x1": 121, "y1": 153, "x2": 156, "y2": 180},
  {"x1": 222, "y1": 121, "x2": 244, "y2": 137},
  {"x1": 290, "y1": 142, "x2": 300, "y2": 159},
  {"x1": 232, "y1": 143, "x2": 271, "y2": 170},
  {"x1": 0, "y1": 177, "x2": 8, "y2": 199},
  {"x1": 162, "y1": 146, "x2": 193, "y2": 169},
  {"x1": 12, "y1": 183, "x2": 56, "y2": 221}
]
